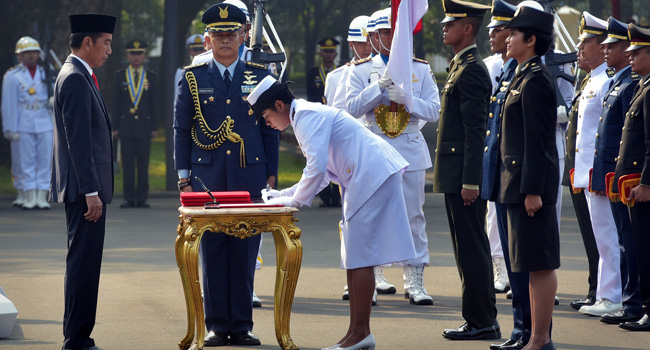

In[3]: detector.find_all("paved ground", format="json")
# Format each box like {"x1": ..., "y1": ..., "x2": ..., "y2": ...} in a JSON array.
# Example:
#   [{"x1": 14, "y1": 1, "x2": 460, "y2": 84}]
[{"x1": 0, "y1": 189, "x2": 647, "y2": 350}]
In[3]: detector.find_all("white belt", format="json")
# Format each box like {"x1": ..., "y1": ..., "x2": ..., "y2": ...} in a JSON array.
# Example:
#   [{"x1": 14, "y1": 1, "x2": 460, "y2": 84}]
[{"x1": 366, "y1": 123, "x2": 420, "y2": 135}]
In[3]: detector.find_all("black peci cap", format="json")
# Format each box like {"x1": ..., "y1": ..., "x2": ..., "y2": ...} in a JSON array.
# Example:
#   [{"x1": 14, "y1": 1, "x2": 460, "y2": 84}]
[
  {"x1": 69, "y1": 14, "x2": 116, "y2": 34},
  {"x1": 504, "y1": 6, "x2": 554, "y2": 36}
]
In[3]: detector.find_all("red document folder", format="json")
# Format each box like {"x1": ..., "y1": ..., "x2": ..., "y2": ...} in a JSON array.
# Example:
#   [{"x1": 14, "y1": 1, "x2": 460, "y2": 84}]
[{"x1": 180, "y1": 191, "x2": 252, "y2": 207}]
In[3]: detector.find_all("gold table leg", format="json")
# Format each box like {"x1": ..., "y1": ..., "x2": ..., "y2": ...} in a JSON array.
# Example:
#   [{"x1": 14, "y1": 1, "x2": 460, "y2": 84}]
[
  {"x1": 175, "y1": 216, "x2": 206, "y2": 350},
  {"x1": 271, "y1": 219, "x2": 303, "y2": 350}
]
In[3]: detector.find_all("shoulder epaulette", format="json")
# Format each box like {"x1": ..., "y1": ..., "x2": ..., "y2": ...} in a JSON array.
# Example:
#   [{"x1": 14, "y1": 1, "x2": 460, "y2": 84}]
[
  {"x1": 245, "y1": 61, "x2": 268, "y2": 70},
  {"x1": 631, "y1": 71, "x2": 641, "y2": 81},
  {"x1": 606, "y1": 67, "x2": 615, "y2": 78},
  {"x1": 352, "y1": 57, "x2": 372, "y2": 65},
  {"x1": 413, "y1": 57, "x2": 429, "y2": 64},
  {"x1": 465, "y1": 53, "x2": 476, "y2": 65},
  {"x1": 184, "y1": 62, "x2": 208, "y2": 70},
  {"x1": 530, "y1": 62, "x2": 542, "y2": 73}
]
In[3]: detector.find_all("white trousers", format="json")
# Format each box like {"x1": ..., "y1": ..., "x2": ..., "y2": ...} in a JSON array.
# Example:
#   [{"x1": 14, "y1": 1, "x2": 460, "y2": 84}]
[
  {"x1": 585, "y1": 190, "x2": 622, "y2": 303},
  {"x1": 486, "y1": 201, "x2": 504, "y2": 258},
  {"x1": 18, "y1": 131, "x2": 52, "y2": 191},
  {"x1": 402, "y1": 170, "x2": 429, "y2": 267},
  {"x1": 10, "y1": 140, "x2": 22, "y2": 190}
]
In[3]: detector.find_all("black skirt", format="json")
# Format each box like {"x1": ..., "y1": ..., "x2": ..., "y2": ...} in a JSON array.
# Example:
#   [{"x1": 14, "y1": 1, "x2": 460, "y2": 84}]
[{"x1": 507, "y1": 203, "x2": 560, "y2": 273}]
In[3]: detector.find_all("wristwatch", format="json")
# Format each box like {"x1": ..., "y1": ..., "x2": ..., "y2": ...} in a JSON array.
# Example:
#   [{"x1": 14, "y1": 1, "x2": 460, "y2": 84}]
[{"x1": 178, "y1": 179, "x2": 190, "y2": 191}]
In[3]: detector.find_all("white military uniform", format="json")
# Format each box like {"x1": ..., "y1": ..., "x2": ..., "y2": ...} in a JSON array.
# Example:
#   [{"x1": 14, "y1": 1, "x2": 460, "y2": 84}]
[
  {"x1": 324, "y1": 63, "x2": 349, "y2": 109},
  {"x1": 1, "y1": 63, "x2": 53, "y2": 192},
  {"x1": 1, "y1": 65, "x2": 23, "y2": 193},
  {"x1": 484, "y1": 53, "x2": 502, "y2": 93},
  {"x1": 575, "y1": 61, "x2": 621, "y2": 304},
  {"x1": 284, "y1": 99, "x2": 416, "y2": 269},
  {"x1": 345, "y1": 54, "x2": 440, "y2": 266}
]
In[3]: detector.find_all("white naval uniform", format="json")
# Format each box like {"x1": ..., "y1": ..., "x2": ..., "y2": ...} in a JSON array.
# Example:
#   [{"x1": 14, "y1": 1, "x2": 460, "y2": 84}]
[
  {"x1": 345, "y1": 54, "x2": 440, "y2": 267},
  {"x1": 482, "y1": 54, "x2": 505, "y2": 260},
  {"x1": 575, "y1": 62, "x2": 621, "y2": 303},
  {"x1": 2, "y1": 66, "x2": 23, "y2": 191},
  {"x1": 324, "y1": 63, "x2": 348, "y2": 109},
  {"x1": 2, "y1": 64, "x2": 52, "y2": 191},
  {"x1": 284, "y1": 99, "x2": 416, "y2": 269}
]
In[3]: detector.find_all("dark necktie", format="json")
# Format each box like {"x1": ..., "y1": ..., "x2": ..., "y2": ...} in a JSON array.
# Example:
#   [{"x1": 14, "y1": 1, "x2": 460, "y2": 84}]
[
  {"x1": 92, "y1": 72, "x2": 99, "y2": 90},
  {"x1": 134, "y1": 70, "x2": 139, "y2": 86},
  {"x1": 223, "y1": 70, "x2": 231, "y2": 90}
]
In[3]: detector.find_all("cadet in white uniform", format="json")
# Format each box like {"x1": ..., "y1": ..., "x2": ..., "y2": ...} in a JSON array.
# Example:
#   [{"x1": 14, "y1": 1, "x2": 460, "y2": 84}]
[
  {"x1": 574, "y1": 11, "x2": 622, "y2": 316},
  {"x1": 345, "y1": 8, "x2": 440, "y2": 305},
  {"x1": 2, "y1": 36, "x2": 52, "y2": 209},
  {"x1": 2, "y1": 53, "x2": 24, "y2": 206},
  {"x1": 250, "y1": 76, "x2": 415, "y2": 350},
  {"x1": 174, "y1": 34, "x2": 205, "y2": 87},
  {"x1": 324, "y1": 15, "x2": 372, "y2": 111}
]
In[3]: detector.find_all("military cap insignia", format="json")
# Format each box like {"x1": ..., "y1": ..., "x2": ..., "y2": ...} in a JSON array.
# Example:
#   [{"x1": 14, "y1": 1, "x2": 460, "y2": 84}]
[
  {"x1": 220, "y1": 5, "x2": 229, "y2": 19},
  {"x1": 134, "y1": 41, "x2": 141, "y2": 49},
  {"x1": 362, "y1": 28, "x2": 368, "y2": 37},
  {"x1": 352, "y1": 57, "x2": 372, "y2": 65},
  {"x1": 325, "y1": 38, "x2": 334, "y2": 46},
  {"x1": 413, "y1": 57, "x2": 429, "y2": 64},
  {"x1": 194, "y1": 36, "x2": 202, "y2": 43}
]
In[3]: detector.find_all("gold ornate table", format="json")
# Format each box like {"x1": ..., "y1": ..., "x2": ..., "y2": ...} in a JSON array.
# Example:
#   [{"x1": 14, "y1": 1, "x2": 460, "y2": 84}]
[{"x1": 175, "y1": 206, "x2": 302, "y2": 350}]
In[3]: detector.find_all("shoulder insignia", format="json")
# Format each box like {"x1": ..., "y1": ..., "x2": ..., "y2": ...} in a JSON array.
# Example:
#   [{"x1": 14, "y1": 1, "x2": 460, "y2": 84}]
[
  {"x1": 245, "y1": 61, "x2": 268, "y2": 70},
  {"x1": 531, "y1": 64, "x2": 542, "y2": 72},
  {"x1": 606, "y1": 67, "x2": 615, "y2": 78},
  {"x1": 352, "y1": 57, "x2": 372, "y2": 65},
  {"x1": 184, "y1": 62, "x2": 208, "y2": 70},
  {"x1": 413, "y1": 57, "x2": 429, "y2": 64},
  {"x1": 631, "y1": 72, "x2": 641, "y2": 81}
]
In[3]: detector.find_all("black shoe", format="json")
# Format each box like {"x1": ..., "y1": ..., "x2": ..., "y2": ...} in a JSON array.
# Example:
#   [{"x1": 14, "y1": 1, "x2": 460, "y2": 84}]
[
  {"x1": 442, "y1": 322, "x2": 500, "y2": 340},
  {"x1": 137, "y1": 201, "x2": 150, "y2": 208},
  {"x1": 601, "y1": 310, "x2": 643, "y2": 324},
  {"x1": 120, "y1": 200, "x2": 135, "y2": 208},
  {"x1": 229, "y1": 331, "x2": 261, "y2": 345},
  {"x1": 501, "y1": 339, "x2": 527, "y2": 350},
  {"x1": 540, "y1": 341, "x2": 555, "y2": 350},
  {"x1": 619, "y1": 314, "x2": 650, "y2": 331},
  {"x1": 554, "y1": 296, "x2": 560, "y2": 306},
  {"x1": 490, "y1": 338, "x2": 517, "y2": 350},
  {"x1": 506, "y1": 290, "x2": 512, "y2": 299},
  {"x1": 570, "y1": 296, "x2": 595, "y2": 310},
  {"x1": 204, "y1": 331, "x2": 228, "y2": 346}
]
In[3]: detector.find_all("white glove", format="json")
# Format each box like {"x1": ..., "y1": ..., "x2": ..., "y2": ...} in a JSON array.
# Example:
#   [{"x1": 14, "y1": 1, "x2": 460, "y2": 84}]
[
  {"x1": 261, "y1": 188, "x2": 283, "y2": 202},
  {"x1": 556, "y1": 105, "x2": 569, "y2": 124},
  {"x1": 265, "y1": 196, "x2": 298, "y2": 207},
  {"x1": 3, "y1": 131, "x2": 19, "y2": 141},
  {"x1": 387, "y1": 85, "x2": 406, "y2": 105},
  {"x1": 378, "y1": 70, "x2": 392, "y2": 91}
]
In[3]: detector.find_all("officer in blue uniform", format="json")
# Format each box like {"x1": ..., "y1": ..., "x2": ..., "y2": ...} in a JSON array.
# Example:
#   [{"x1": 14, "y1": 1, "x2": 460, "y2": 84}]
[
  {"x1": 481, "y1": 3, "x2": 524, "y2": 349},
  {"x1": 592, "y1": 17, "x2": 643, "y2": 325},
  {"x1": 173, "y1": 3, "x2": 279, "y2": 346}
]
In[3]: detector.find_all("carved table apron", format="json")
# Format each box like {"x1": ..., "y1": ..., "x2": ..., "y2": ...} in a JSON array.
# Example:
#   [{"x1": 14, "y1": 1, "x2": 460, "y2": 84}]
[{"x1": 176, "y1": 206, "x2": 302, "y2": 350}]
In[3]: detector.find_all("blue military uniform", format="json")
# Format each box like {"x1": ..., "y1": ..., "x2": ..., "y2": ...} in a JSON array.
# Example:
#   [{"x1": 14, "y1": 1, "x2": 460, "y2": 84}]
[{"x1": 173, "y1": 3, "x2": 279, "y2": 344}]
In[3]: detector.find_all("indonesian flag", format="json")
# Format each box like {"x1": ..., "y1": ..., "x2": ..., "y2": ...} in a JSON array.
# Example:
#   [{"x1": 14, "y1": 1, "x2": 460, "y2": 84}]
[{"x1": 387, "y1": 0, "x2": 428, "y2": 111}]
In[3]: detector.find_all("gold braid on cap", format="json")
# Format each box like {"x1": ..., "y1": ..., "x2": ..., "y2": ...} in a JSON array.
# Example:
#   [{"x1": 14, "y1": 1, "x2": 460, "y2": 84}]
[{"x1": 185, "y1": 70, "x2": 246, "y2": 167}]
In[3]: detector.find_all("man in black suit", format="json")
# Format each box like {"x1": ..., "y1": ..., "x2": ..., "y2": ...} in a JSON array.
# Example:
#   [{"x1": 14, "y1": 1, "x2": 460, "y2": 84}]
[
  {"x1": 112, "y1": 40, "x2": 157, "y2": 208},
  {"x1": 434, "y1": 0, "x2": 498, "y2": 341},
  {"x1": 49, "y1": 13, "x2": 116, "y2": 350}
]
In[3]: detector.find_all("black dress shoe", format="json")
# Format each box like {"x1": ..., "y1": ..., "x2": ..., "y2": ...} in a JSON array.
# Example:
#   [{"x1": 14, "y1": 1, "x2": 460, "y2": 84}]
[
  {"x1": 601, "y1": 310, "x2": 642, "y2": 324},
  {"x1": 570, "y1": 296, "x2": 595, "y2": 310},
  {"x1": 501, "y1": 339, "x2": 527, "y2": 350},
  {"x1": 137, "y1": 201, "x2": 150, "y2": 208},
  {"x1": 619, "y1": 314, "x2": 650, "y2": 331},
  {"x1": 229, "y1": 331, "x2": 261, "y2": 345},
  {"x1": 490, "y1": 338, "x2": 517, "y2": 350},
  {"x1": 204, "y1": 331, "x2": 228, "y2": 346},
  {"x1": 120, "y1": 200, "x2": 135, "y2": 208},
  {"x1": 442, "y1": 322, "x2": 500, "y2": 340}
]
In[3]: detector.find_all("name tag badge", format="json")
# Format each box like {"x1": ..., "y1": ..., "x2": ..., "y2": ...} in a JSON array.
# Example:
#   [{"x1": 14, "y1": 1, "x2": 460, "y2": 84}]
[{"x1": 198, "y1": 88, "x2": 214, "y2": 94}]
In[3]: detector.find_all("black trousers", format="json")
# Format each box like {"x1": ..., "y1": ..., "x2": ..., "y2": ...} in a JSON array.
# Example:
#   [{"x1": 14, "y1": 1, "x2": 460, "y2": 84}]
[
  {"x1": 629, "y1": 201, "x2": 650, "y2": 316},
  {"x1": 120, "y1": 136, "x2": 151, "y2": 204},
  {"x1": 63, "y1": 201, "x2": 106, "y2": 349},
  {"x1": 569, "y1": 190, "x2": 599, "y2": 299},
  {"x1": 318, "y1": 183, "x2": 341, "y2": 206},
  {"x1": 444, "y1": 194, "x2": 497, "y2": 329}
]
